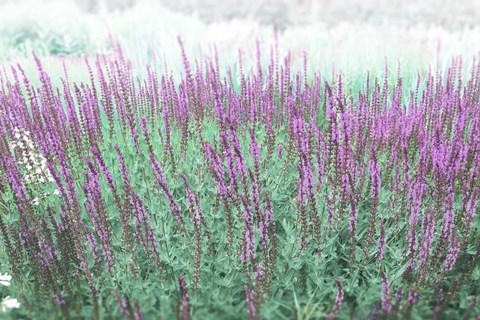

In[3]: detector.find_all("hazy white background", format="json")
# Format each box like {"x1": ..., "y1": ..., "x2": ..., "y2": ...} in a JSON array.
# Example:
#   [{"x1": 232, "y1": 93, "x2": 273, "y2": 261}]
[{"x1": 1, "y1": 0, "x2": 479, "y2": 78}]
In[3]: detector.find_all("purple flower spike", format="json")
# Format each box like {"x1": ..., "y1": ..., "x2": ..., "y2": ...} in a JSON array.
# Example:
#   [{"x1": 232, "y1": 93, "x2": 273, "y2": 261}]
[
  {"x1": 327, "y1": 278, "x2": 344, "y2": 320},
  {"x1": 179, "y1": 275, "x2": 191, "y2": 320}
]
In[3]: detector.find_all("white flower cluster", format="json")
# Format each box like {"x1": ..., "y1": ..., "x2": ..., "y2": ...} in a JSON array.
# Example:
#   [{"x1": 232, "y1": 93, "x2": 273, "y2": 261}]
[
  {"x1": 0, "y1": 273, "x2": 20, "y2": 313},
  {"x1": 1, "y1": 296, "x2": 20, "y2": 312},
  {"x1": 9, "y1": 127, "x2": 53, "y2": 185},
  {"x1": 0, "y1": 273, "x2": 11, "y2": 286},
  {"x1": 9, "y1": 127, "x2": 59, "y2": 206}
]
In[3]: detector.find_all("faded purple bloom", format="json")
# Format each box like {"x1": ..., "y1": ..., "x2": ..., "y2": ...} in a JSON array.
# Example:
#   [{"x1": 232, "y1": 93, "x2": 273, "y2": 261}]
[
  {"x1": 230, "y1": 127, "x2": 248, "y2": 184},
  {"x1": 114, "y1": 290, "x2": 131, "y2": 318},
  {"x1": 417, "y1": 210, "x2": 435, "y2": 274},
  {"x1": 396, "y1": 288, "x2": 403, "y2": 303},
  {"x1": 253, "y1": 264, "x2": 264, "y2": 283},
  {"x1": 327, "y1": 279, "x2": 344, "y2": 320},
  {"x1": 406, "y1": 179, "x2": 426, "y2": 262},
  {"x1": 407, "y1": 290, "x2": 419, "y2": 307},
  {"x1": 443, "y1": 234, "x2": 460, "y2": 272},
  {"x1": 468, "y1": 297, "x2": 476, "y2": 310},
  {"x1": 203, "y1": 142, "x2": 227, "y2": 197},
  {"x1": 380, "y1": 270, "x2": 392, "y2": 314},
  {"x1": 249, "y1": 128, "x2": 261, "y2": 167},
  {"x1": 371, "y1": 303, "x2": 379, "y2": 320},
  {"x1": 148, "y1": 147, "x2": 185, "y2": 230},
  {"x1": 84, "y1": 226, "x2": 100, "y2": 266},
  {"x1": 83, "y1": 157, "x2": 114, "y2": 273},
  {"x1": 55, "y1": 290, "x2": 65, "y2": 306},
  {"x1": 377, "y1": 218, "x2": 386, "y2": 260},
  {"x1": 134, "y1": 301, "x2": 143, "y2": 320},
  {"x1": 370, "y1": 150, "x2": 381, "y2": 199},
  {"x1": 441, "y1": 184, "x2": 456, "y2": 243},
  {"x1": 244, "y1": 284, "x2": 256, "y2": 320},
  {"x1": 240, "y1": 196, "x2": 256, "y2": 264},
  {"x1": 464, "y1": 187, "x2": 478, "y2": 229},
  {"x1": 179, "y1": 275, "x2": 191, "y2": 320},
  {"x1": 277, "y1": 143, "x2": 284, "y2": 158}
]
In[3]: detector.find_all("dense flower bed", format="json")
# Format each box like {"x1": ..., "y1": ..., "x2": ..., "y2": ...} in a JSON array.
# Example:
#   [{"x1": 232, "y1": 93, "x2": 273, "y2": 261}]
[{"x1": 0, "y1": 41, "x2": 479, "y2": 319}]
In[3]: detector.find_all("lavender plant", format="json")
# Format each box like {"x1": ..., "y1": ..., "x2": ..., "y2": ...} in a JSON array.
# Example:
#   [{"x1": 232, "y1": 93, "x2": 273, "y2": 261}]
[{"x1": 0, "y1": 39, "x2": 479, "y2": 320}]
